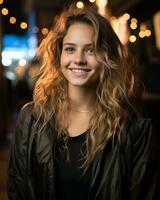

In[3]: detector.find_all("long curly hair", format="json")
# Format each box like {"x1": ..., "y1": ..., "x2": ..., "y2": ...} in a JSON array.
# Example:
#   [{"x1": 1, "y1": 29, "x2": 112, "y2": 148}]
[{"x1": 33, "y1": 5, "x2": 137, "y2": 170}]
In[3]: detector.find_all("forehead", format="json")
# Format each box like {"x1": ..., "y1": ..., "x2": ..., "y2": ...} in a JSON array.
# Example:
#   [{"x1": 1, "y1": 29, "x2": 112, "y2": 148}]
[{"x1": 63, "y1": 22, "x2": 94, "y2": 44}]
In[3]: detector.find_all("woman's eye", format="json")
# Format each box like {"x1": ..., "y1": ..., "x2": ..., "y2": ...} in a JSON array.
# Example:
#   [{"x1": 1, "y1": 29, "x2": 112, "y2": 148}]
[
  {"x1": 64, "y1": 47, "x2": 75, "y2": 53},
  {"x1": 86, "y1": 48, "x2": 94, "y2": 54}
]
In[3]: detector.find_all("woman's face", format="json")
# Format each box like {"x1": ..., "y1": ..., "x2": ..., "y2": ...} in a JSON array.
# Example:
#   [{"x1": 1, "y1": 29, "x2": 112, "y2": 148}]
[{"x1": 60, "y1": 22, "x2": 100, "y2": 88}]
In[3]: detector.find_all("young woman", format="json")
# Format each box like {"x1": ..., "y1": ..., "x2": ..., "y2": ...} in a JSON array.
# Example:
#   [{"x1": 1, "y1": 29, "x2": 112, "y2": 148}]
[{"x1": 7, "y1": 5, "x2": 159, "y2": 200}]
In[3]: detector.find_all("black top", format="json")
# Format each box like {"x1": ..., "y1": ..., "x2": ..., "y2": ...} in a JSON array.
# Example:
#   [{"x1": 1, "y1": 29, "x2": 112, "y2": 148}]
[{"x1": 55, "y1": 132, "x2": 92, "y2": 200}]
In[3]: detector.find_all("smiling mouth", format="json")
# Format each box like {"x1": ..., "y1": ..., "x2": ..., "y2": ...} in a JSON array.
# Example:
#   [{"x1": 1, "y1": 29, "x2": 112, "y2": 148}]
[{"x1": 69, "y1": 68, "x2": 91, "y2": 72}]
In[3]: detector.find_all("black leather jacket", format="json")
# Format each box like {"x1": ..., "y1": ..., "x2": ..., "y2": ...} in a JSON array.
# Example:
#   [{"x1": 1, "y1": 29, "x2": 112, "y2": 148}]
[{"x1": 7, "y1": 102, "x2": 159, "y2": 200}]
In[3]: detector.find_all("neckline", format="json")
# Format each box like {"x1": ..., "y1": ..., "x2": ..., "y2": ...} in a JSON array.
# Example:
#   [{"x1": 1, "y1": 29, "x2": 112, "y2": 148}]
[{"x1": 69, "y1": 130, "x2": 87, "y2": 140}]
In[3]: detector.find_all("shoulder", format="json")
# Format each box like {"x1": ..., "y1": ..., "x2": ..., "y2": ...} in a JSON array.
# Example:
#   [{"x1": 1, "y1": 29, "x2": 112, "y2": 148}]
[
  {"x1": 18, "y1": 101, "x2": 34, "y2": 116},
  {"x1": 16, "y1": 102, "x2": 35, "y2": 133},
  {"x1": 125, "y1": 110, "x2": 152, "y2": 144},
  {"x1": 17, "y1": 101, "x2": 34, "y2": 120}
]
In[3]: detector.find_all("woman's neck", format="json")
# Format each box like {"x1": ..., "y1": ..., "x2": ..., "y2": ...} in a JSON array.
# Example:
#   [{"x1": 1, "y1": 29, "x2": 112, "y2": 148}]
[{"x1": 68, "y1": 85, "x2": 96, "y2": 112}]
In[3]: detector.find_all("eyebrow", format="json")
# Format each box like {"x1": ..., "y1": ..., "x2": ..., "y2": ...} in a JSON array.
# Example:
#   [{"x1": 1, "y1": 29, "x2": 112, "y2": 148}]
[{"x1": 63, "y1": 43, "x2": 93, "y2": 47}]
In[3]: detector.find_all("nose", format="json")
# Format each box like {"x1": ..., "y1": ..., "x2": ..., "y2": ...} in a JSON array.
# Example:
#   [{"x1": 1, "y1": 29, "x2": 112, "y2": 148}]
[{"x1": 74, "y1": 50, "x2": 87, "y2": 65}]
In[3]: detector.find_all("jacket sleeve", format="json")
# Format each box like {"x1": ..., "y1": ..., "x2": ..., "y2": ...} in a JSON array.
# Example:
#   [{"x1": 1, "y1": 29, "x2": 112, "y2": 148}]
[
  {"x1": 7, "y1": 103, "x2": 33, "y2": 200},
  {"x1": 129, "y1": 118, "x2": 160, "y2": 200}
]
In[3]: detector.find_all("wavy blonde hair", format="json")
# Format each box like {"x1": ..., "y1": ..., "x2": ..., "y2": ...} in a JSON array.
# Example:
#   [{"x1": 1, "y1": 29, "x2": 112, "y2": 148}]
[{"x1": 33, "y1": 6, "x2": 137, "y2": 170}]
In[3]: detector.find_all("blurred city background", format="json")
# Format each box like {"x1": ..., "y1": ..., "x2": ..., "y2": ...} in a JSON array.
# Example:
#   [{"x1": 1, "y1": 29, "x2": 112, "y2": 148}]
[{"x1": 0, "y1": 0, "x2": 160, "y2": 199}]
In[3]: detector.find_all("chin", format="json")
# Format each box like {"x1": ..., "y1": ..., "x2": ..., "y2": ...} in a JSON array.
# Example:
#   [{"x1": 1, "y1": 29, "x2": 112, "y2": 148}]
[
  {"x1": 69, "y1": 79, "x2": 98, "y2": 88},
  {"x1": 69, "y1": 82, "x2": 88, "y2": 87}
]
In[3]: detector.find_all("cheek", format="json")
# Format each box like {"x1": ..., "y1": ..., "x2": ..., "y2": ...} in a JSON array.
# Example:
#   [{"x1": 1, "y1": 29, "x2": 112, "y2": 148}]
[
  {"x1": 60, "y1": 53, "x2": 71, "y2": 68},
  {"x1": 60, "y1": 54, "x2": 69, "y2": 76},
  {"x1": 90, "y1": 59, "x2": 99, "y2": 69},
  {"x1": 88, "y1": 55, "x2": 99, "y2": 66}
]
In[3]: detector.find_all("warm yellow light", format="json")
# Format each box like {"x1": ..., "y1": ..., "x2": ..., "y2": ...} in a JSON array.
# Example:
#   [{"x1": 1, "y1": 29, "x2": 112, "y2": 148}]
[
  {"x1": 153, "y1": 11, "x2": 160, "y2": 49},
  {"x1": 89, "y1": 0, "x2": 95, "y2": 2},
  {"x1": 110, "y1": 16, "x2": 117, "y2": 21},
  {"x1": 130, "y1": 22, "x2": 137, "y2": 30},
  {"x1": 139, "y1": 31, "x2": 145, "y2": 38},
  {"x1": 0, "y1": 0, "x2": 4, "y2": 5},
  {"x1": 111, "y1": 16, "x2": 129, "y2": 45},
  {"x1": 76, "y1": 1, "x2": 84, "y2": 8},
  {"x1": 41, "y1": 28, "x2": 49, "y2": 35},
  {"x1": 140, "y1": 23, "x2": 147, "y2": 31},
  {"x1": 129, "y1": 35, "x2": 136, "y2": 43},
  {"x1": 131, "y1": 18, "x2": 137, "y2": 23},
  {"x1": 145, "y1": 29, "x2": 151, "y2": 37},
  {"x1": 20, "y1": 22, "x2": 28, "y2": 29},
  {"x1": 123, "y1": 13, "x2": 130, "y2": 20},
  {"x1": 96, "y1": 0, "x2": 108, "y2": 8},
  {"x1": 96, "y1": 0, "x2": 108, "y2": 16},
  {"x1": 111, "y1": 18, "x2": 119, "y2": 32},
  {"x1": 9, "y1": 17, "x2": 17, "y2": 24},
  {"x1": 1, "y1": 8, "x2": 9, "y2": 15}
]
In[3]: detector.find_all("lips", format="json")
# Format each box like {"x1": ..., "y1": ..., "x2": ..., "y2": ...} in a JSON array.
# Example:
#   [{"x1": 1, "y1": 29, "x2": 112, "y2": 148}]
[{"x1": 69, "y1": 68, "x2": 91, "y2": 72}]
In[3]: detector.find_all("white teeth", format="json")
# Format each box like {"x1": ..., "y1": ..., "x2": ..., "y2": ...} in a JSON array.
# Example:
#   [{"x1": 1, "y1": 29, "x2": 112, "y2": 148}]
[{"x1": 70, "y1": 69, "x2": 90, "y2": 72}]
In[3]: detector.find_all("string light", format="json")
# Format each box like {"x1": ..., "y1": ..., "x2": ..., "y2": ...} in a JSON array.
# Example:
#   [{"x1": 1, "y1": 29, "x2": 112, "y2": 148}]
[
  {"x1": 1, "y1": 8, "x2": 9, "y2": 15},
  {"x1": 145, "y1": 30, "x2": 151, "y2": 37},
  {"x1": 123, "y1": 13, "x2": 130, "y2": 20},
  {"x1": 0, "y1": 0, "x2": 4, "y2": 5},
  {"x1": 9, "y1": 16, "x2": 17, "y2": 24},
  {"x1": 138, "y1": 23, "x2": 151, "y2": 38},
  {"x1": 20, "y1": 22, "x2": 28, "y2": 29},
  {"x1": 1, "y1": 5, "x2": 28, "y2": 31},
  {"x1": 130, "y1": 22, "x2": 137, "y2": 29},
  {"x1": 41, "y1": 28, "x2": 49, "y2": 35},
  {"x1": 131, "y1": 18, "x2": 137, "y2": 23},
  {"x1": 139, "y1": 31, "x2": 145, "y2": 38},
  {"x1": 1, "y1": 3, "x2": 152, "y2": 41},
  {"x1": 139, "y1": 29, "x2": 151, "y2": 38},
  {"x1": 76, "y1": 1, "x2": 84, "y2": 8},
  {"x1": 129, "y1": 35, "x2": 136, "y2": 43}
]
